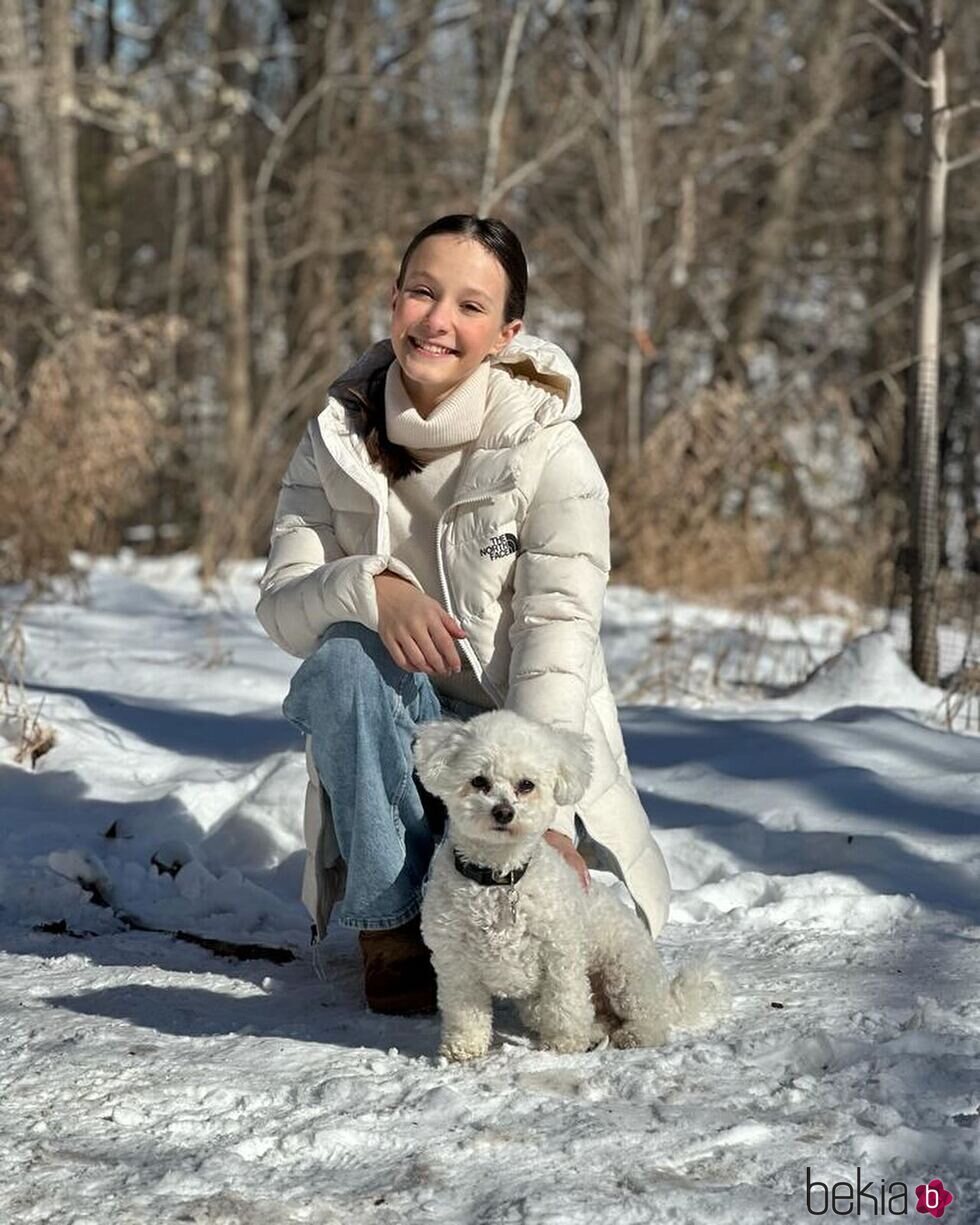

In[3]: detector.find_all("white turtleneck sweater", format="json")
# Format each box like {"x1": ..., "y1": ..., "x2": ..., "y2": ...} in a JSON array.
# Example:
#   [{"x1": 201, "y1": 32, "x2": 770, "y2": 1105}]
[{"x1": 383, "y1": 358, "x2": 494, "y2": 711}]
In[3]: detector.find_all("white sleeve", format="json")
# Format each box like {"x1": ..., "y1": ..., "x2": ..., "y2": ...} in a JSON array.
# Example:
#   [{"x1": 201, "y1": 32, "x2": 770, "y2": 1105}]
[
  {"x1": 255, "y1": 425, "x2": 387, "y2": 658},
  {"x1": 506, "y1": 426, "x2": 610, "y2": 841}
]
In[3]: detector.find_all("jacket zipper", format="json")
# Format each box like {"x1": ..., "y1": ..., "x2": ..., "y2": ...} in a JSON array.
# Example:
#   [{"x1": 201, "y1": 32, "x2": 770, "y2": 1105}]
[{"x1": 435, "y1": 491, "x2": 511, "y2": 707}]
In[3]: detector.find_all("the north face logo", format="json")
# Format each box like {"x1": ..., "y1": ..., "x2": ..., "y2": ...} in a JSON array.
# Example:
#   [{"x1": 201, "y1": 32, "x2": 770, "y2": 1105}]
[{"x1": 479, "y1": 532, "x2": 518, "y2": 559}]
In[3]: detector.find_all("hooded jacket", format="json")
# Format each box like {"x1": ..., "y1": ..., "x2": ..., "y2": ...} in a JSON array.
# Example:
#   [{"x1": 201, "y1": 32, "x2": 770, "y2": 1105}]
[{"x1": 256, "y1": 333, "x2": 670, "y2": 940}]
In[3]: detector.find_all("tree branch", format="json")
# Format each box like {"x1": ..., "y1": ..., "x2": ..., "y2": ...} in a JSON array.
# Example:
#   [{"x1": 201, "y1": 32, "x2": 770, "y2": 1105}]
[
  {"x1": 556, "y1": 222, "x2": 621, "y2": 296},
  {"x1": 848, "y1": 32, "x2": 928, "y2": 87},
  {"x1": 948, "y1": 146, "x2": 980, "y2": 173},
  {"x1": 947, "y1": 97, "x2": 980, "y2": 122},
  {"x1": 481, "y1": 116, "x2": 591, "y2": 213},
  {"x1": 478, "y1": 0, "x2": 532, "y2": 215},
  {"x1": 862, "y1": 0, "x2": 917, "y2": 35}
]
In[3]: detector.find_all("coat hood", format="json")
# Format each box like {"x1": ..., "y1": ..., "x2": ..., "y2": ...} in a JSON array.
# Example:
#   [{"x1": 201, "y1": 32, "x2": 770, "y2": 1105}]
[{"x1": 492, "y1": 331, "x2": 582, "y2": 423}]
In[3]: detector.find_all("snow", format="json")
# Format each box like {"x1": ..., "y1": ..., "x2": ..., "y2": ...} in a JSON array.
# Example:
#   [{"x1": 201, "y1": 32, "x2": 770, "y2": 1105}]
[{"x1": 1, "y1": 554, "x2": 978, "y2": 1224}]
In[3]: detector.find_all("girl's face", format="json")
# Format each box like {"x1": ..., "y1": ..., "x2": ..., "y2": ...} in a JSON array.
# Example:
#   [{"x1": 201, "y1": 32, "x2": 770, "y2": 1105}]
[{"x1": 390, "y1": 235, "x2": 522, "y2": 413}]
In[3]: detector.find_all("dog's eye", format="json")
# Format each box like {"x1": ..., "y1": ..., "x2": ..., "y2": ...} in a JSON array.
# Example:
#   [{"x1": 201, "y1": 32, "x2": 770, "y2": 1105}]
[
  {"x1": 470, "y1": 775, "x2": 492, "y2": 793},
  {"x1": 515, "y1": 779, "x2": 535, "y2": 795}
]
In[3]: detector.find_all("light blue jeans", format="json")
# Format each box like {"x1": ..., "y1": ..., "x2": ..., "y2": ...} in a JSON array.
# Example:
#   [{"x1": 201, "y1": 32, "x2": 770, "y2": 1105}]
[{"x1": 282, "y1": 621, "x2": 489, "y2": 931}]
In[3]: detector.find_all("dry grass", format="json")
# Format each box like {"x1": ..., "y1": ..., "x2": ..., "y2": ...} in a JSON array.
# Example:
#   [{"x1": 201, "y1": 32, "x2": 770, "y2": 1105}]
[
  {"x1": 605, "y1": 379, "x2": 980, "y2": 707},
  {"x1": 610, "y1": 381, "x2": 893, "y2": 609},
  {"x1": 0, "y1": 309, "x2": 181, "y2": 762},
  {"x1": 942, "y1": 663, "x2": 980, "y2": 731},
  {"x1": 0, "y1": 310, "x2": 179, "y2": 584},
  {"x1": 0, "y1": 591, "x2": 56, "y2": 766},
  {"x1": 13, "y1": 701, "x2": 57, "y2": 766}
]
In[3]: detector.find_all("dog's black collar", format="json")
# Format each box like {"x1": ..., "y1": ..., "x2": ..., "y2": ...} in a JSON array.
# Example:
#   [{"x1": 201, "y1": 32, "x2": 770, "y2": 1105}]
[{"x1": 452, "y1": 849, "x2": 529, "y2": 887}]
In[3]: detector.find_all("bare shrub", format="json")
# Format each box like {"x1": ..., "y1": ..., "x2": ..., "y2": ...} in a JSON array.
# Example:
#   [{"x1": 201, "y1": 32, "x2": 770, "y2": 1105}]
[
  {"x1": 13, "y1": 701, "x2": 57, "y2": 766},
  {"x1": 0, "y1": 310, "x2": 180, "y2": 584},
  {"x1": 942, "y1": 662, "x2": 980, "y2": 732},
  {"x1": 0, "y1": 591, "x2": 56, "y2": 765},
  {"x1": 610, "y1": 382, "x2": 889, "y2": 605}
]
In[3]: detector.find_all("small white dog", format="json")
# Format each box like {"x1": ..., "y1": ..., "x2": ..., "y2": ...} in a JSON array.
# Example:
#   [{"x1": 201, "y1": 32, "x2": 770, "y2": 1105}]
[{"x1": 414, "y1": 710, "x2": 725, "y2": 1061}]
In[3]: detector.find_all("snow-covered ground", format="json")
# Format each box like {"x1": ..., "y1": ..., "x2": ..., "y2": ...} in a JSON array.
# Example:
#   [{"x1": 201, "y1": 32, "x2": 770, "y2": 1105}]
[{"x1": 1, "y1": 555, "x2": 977, "y2": 1225}]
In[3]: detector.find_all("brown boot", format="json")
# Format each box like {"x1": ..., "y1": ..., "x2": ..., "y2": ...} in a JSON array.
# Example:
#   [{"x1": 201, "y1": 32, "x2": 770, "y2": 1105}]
[{"x1": 358, "y1": 914, "x2": 438, "y2": 1016}]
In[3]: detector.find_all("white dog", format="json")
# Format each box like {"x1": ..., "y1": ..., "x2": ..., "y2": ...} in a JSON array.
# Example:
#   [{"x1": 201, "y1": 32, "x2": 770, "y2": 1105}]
[{"x1": 413, "y1": 710, "x2": 725, "y2": 1061}]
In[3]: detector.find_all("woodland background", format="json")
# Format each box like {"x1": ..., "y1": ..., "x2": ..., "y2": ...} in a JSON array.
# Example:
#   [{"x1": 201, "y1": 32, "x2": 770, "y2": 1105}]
[{"x1": 0, "y1": 0, "x2": 977, "y2": 688}]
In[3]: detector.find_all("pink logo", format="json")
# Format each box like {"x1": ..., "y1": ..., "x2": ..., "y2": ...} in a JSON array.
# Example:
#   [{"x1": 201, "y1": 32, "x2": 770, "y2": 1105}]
[{"x1": 915, "y1": 1178, "x2": 954, "y2": 1218}]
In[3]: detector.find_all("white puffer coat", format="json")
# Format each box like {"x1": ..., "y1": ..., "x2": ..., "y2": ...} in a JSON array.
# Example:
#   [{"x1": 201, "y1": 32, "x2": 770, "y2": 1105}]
[{"x1": 256, "y1": 333, "x2": 670, "y2": 940}]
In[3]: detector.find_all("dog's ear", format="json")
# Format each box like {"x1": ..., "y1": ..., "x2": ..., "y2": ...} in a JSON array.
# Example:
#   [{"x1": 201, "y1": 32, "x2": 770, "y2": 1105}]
[
  {"x1": 412, "y1": 719, "x2": 471, "y2": 798},
  {"x1": 547, "y1": 728, "x2": 593, "y2": 806}
]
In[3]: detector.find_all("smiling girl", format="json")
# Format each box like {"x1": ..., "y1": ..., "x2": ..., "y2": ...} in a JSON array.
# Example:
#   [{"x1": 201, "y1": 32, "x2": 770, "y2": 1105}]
[{"x1": 257, "y1": 215, "x2": 670, "y2": 1015}]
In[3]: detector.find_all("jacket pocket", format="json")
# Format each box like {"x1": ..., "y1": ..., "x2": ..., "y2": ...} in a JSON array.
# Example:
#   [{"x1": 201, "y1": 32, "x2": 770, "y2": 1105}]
[{"x1": 446, "y1": 511, "x2": 521, "y2": 622}]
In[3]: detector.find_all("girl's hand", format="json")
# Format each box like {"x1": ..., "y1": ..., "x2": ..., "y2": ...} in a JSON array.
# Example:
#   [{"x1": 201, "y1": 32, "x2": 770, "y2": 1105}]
[
  {"x1": 543, "y1": 829, "x2": 590, "y2": 892},
  {"x1": 375, "y1": 571, "x2": 468, "y2": 675}
]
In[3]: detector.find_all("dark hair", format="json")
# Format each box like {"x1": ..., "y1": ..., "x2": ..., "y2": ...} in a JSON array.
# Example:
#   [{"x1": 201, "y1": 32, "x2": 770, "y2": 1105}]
[
  {"x1": 353, "y1": 361, "x2": 422, "y2": 481},
  {"x1": 351, "y1": 214, "x2": 528, "y2": 481},
  {"x1": 396, "y1": 214, "x2": 527, "y2": 324}
]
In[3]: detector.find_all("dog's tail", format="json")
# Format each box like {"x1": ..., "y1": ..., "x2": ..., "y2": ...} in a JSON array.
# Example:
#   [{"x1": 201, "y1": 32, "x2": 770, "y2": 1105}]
[{"x1": 666, "y1": 956, "x2": 729, "y2": 1032}]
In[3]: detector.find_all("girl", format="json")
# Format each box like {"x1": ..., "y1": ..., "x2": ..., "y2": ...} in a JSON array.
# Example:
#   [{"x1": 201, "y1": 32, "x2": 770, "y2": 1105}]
[{"x1": 257, "y1": 215, "x2": 670, "y2": 1015}]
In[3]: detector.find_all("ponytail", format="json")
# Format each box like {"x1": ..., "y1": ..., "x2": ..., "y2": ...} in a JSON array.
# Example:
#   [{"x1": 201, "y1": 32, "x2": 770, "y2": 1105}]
[{"x1": 345, "y1": 360, "x2": 422, "y2": 483}]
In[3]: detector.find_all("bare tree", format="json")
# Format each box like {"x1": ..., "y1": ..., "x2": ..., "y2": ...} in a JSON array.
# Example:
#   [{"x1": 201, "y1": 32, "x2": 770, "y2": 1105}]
[
  {"x1": 855, "y1": 0, "x2": 979, "y2": 680},
  {"x1": 907, "y1": 0, "x2": 950, "y2": 683},
  {"x1": 0, "y1": 0, "x2": 84, "y2": 308},
  {"x1": 478, "y1": 0, "x2": 532, "y2": 214},
  {"x1": 565, "y1": 0, "x2": 670, "y2": 464},
  {"x1": 723, "y1": 0, "x2": 859, "y2": 378},
  {"x1": 863, "y1": 15, "x2": 916, "y2": 491}
]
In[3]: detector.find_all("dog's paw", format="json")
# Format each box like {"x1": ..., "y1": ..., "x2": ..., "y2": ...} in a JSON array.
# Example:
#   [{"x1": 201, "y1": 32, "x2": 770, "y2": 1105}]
[
  {"x1": 610, "y1": 1020, "x2": 668, "y2": 1050},
  {"x1": 589, "y1": 1016, "x2": 614, "y2": 1044},
  {"x1": 439, "y1": 1034, "x2": 491, "y2": 1062},
  {"x1": 538, "y1": 1028, "x2": 593, "y2": 1054}
]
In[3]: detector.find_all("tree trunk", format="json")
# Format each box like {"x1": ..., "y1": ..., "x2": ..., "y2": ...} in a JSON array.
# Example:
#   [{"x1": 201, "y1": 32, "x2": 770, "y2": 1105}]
[
  {"x1": 866, "y1": 28, "x2": 915, "y2": 487},
  {"x1": 42, "y1": 0, "x2": 80, "y2": 266},
  {"x1": 478, "y1": 0, "x2": 531, "y2": 214},
  {"x1": 723, "y1": 0, "x2": 856, "y2": 374},
  {"x1": 581, "y1": 0, "x2": 660, "y2": 466},
  {"x1": 0, "y1": 0, "x2": 84, "y2": 309},
  {"x1": 222, "y1": 142, "x2": 253, "y2": 476},
  {"x1": 909, "y1": 0, "x2": 949, "y2": 684},
  {"x1": 282, "y1": 0, "x2": 347, "y2": 425},
  {"x1": 963, "y1": 366, "x2": 980, "y2": 574},
  {"x1": 617, "y1": 58, "x2": 646, "y2": 463},
  {"x1": 199, "y1": 4, "x2": 255, "y2": 578}
]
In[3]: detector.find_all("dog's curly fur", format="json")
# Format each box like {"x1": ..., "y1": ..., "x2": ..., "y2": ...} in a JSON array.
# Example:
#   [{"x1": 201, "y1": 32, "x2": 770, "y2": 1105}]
[{"x1": 414, "y1": 710, "x2": 726, "y2": 1061}]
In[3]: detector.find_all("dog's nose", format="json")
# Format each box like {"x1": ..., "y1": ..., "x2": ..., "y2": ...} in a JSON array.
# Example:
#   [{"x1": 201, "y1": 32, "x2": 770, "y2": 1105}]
[{"x1": 491, "y1": 802, "x2": 514, "y2": 824}]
